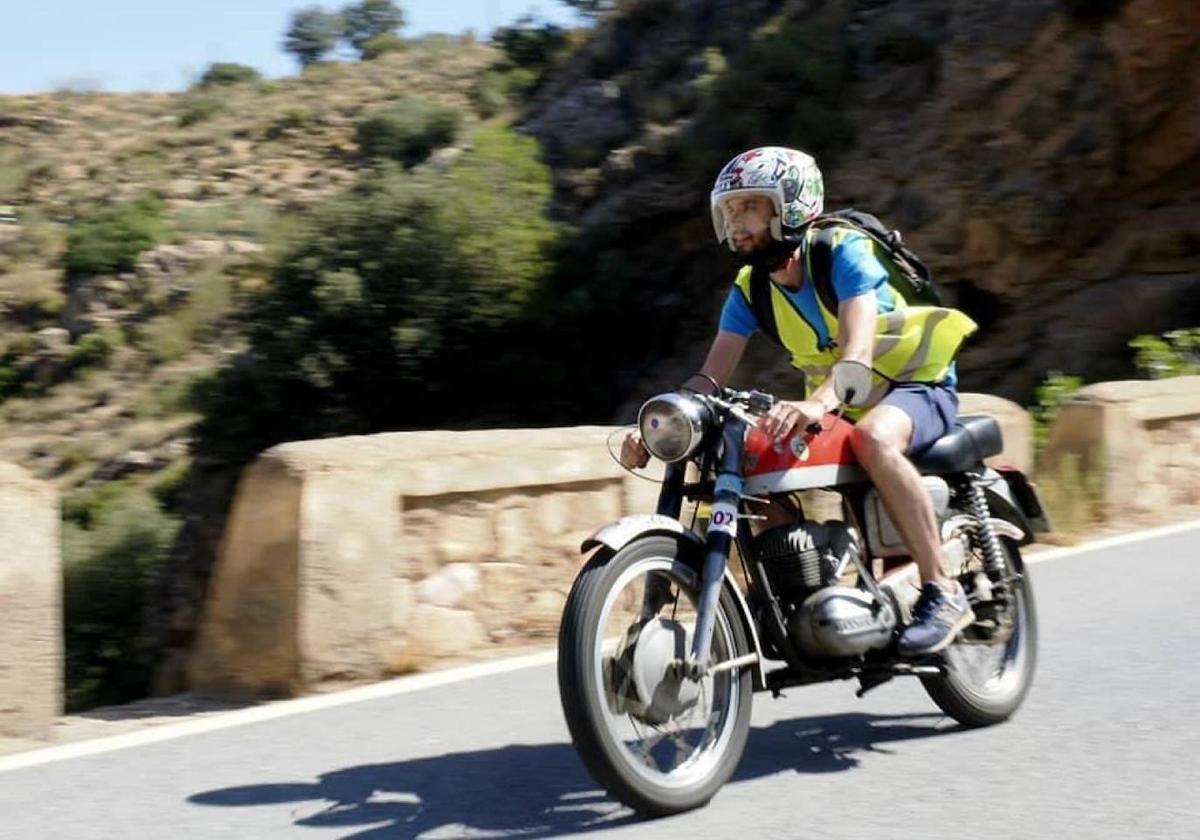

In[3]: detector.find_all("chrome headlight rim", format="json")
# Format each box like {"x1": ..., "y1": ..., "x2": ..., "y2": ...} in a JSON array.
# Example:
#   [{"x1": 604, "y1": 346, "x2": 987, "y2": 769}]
[{"x1": 637, "y1": 392, "x2": 709, "y2": 463}]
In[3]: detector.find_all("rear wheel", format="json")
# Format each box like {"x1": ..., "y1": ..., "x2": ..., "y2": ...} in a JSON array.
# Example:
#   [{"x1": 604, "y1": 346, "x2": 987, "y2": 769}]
[
  {"x1": 557, "y1": 536, "x2": 753, "y2": 816},
  {"x1": 921, "y1": 536, "x2": 1038, "y2": 727}
]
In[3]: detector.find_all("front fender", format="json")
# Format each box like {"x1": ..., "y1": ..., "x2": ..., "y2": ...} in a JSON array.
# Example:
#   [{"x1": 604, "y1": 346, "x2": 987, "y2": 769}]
[
  {"x1": 581, "y1": 514, "x2": 768, "y2": 691},
  {"x1": 581, "y1": 513, "x2": 705, "y2": 555}
]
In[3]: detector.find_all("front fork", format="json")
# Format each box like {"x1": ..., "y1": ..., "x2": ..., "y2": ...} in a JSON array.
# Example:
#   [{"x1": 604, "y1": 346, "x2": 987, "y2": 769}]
[{"x1": 640, "y1": 419, "x2": 749, "y2": 674}]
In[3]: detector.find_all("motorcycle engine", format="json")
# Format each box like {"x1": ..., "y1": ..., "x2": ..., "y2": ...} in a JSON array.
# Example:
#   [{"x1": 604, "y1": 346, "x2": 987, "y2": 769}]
[{"x1": 753, "y1": 521, "x2": 897, "y2": 658}]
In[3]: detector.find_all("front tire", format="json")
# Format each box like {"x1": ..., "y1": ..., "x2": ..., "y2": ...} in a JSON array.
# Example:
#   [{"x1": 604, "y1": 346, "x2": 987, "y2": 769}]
[
  {"x1": 921, "y1": 536, "x2": 1038, "y2": 727},
  {"x1": 557, "y1": 536, "x2": 754, "y2": 816}
]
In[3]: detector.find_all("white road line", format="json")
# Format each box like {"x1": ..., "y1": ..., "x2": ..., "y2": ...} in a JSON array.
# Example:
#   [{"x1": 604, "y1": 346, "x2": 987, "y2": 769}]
[
  {"x1": 1022, "y1": 517, "x2": 1200, "y2": 564},
  {"x1": 4, "y1": 516, "x2": 1199, "y2": 774},
  {"x1": 0, "y1": 650, "x2": 555, "y2": 774}
]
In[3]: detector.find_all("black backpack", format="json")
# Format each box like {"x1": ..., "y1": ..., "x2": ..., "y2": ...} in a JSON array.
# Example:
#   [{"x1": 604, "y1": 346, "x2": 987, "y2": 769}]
[{"x1": 748, "y1": 209, "x2": 942, "y2": 349}]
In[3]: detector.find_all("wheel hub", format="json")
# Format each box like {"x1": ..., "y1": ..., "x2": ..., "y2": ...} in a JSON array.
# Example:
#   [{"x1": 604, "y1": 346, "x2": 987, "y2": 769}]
[{"x1": 605, "y1": 618, "x2": 702, "y2": 725}]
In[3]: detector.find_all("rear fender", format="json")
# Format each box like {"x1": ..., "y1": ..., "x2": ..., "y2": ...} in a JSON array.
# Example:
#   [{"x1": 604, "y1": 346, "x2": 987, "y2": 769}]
[
  {"x1": 582, "y1": 515, "x2": 767, "y2": 691},
  {"x1": 980, "y1": 467, "x2": 1036, "y2": 546}
]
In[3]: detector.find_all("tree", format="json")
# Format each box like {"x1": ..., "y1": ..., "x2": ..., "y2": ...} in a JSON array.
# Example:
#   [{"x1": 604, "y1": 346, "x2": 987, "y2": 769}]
[
  {"x1": 361, "y1": 31, "x2": 404, "y2": 60},
  {"x1": 557, "y1": 0, "x2": 613, "y2": 18},
  {"x1": 195, "y1": 62, "x2": 261, "y2": 88},
  {"x1": 283, "y1": 6, "x2": 344, "y2": 67},
  {"x1": 492, "y1": 15, "x2": 568, "y2": 69},
  {"x1": 342, "y1": 0, "x2": 405, "y2": 57}
]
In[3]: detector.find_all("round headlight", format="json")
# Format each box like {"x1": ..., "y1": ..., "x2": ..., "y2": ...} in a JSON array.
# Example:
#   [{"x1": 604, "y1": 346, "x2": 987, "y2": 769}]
[{"x1": 638, "y1": 393, "x2": 710, "y2": 463}]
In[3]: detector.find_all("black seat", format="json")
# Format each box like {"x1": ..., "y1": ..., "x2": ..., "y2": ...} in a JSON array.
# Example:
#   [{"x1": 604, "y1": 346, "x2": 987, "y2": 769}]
[{"x1": 910, "y1": 414, "x2": 1004, "y2": 475}]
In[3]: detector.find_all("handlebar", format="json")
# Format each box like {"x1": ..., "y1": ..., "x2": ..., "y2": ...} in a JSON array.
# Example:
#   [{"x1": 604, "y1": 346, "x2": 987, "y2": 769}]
[{"x1": 696, "y1": 387, "x2": 838, "y2": 437}]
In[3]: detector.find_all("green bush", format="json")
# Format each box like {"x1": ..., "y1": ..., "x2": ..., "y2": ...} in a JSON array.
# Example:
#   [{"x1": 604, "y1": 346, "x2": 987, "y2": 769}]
[
  {"x1": 175, "y1": 93, "x2": 225, "y2": 127},
  {"x1": 194, "y1": 123, "x2": 561, "y2": 465},
  {"x1": 62, "y1": 484, "x2": 181, "y2": 711},
  {"x1": 67, "y1": 325, "x2": 123, "y2": 371},
  {"x1": 196, "y1": 62, "x2": 262, "y2": 88},
  {"x1": 1130, "y1": 329, "x2": 1200, "y2": 379},
  {"x1": 493, "y1": 16, "x2": 569, "y2": 69},
  {"x1": 469, "y1": 72, "x2": 510, "y2": 118},
  {"x1": 355, "y1": 99, "x2": 461, "y2": 166},
  {"x1": 64, "y1": 196, "x2": 166, "y2": 278},
  {"x1": 1032, "y1": 371, "x2": 1084, "y2": 453},
  {"x1": 361, "y1": 31, "x2": 405, "y2": 60},
  {"x1": 468, "y1": 68, "x2": 541, "y2": 116}
]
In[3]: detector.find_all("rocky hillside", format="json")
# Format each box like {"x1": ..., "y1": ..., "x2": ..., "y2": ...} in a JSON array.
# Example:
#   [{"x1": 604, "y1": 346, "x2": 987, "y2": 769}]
[
  {"x1": 0, "y1": 38, "x2": 501, "y2": 709},
  {"x1": 0, "y1": 40, "x2": 495, "y2": 495},
  {"x1": 522, "y1": 0, "x2": 1200, "y2": 411}
]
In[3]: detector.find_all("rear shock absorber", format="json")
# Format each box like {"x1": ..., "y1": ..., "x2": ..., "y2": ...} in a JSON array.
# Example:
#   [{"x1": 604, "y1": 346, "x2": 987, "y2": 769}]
[{"x1": 965, "y1": 478, "x2": 1006, "y2": 580}]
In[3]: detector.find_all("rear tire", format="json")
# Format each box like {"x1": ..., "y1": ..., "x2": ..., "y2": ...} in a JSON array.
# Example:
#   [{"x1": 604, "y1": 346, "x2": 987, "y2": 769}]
[
  {"x1": 557, "y1": 536, "x2": 754, "y2": 816},
  {"x1": 921, "y1": 537, "x2": 1038, "y2": 727}
]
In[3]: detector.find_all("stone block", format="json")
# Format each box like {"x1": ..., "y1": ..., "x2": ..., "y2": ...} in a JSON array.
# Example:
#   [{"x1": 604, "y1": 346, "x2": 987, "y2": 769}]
[
  {"x1": 398, "y1": 506, "x2": 440, "y2": 578},
  {"x1": 416, "y1": 563, "x2": 480, "y2": 609},
  {"x1": 392, "y1": 578, "x2": 416, "y2": 631},
  {"x1": 566, "y1": 481, "x2": 623, "y2": 532},
  {"x1": 532, "y1": 491, "x2": 571, "y2": 539},
  {"x1": 188, "y1": 456, "x2": 304, "y2": 699},
  {"x1": 477, "y1": 561, "x2": 532, "y2": 611},
  {"x1": 495, "y1": 500, "x2": 534, "y2": 561},
  {"x1": 513, "y1": 590, "x2": 567, "y2": 637},
  {"x1": 405, "y1": 604, "x2": 487, "y2": 660},
  {"x1": 0, "y1": 463, "x2": 61, "y2": 741},
  {"x1": 437, "y1": 503, "x2": 495, "y2": 564}
]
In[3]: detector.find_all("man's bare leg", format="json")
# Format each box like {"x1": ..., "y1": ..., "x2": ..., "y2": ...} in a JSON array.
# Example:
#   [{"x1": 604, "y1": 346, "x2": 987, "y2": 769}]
[{"x1": 848, "y1": 405, "x2": 949, "y2": 587}]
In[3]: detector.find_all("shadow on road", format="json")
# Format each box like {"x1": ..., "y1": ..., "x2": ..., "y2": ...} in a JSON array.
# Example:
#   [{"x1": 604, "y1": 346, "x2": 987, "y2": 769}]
[{"x1": 189, "y1": 711, "x2": 958, "y2": 838}]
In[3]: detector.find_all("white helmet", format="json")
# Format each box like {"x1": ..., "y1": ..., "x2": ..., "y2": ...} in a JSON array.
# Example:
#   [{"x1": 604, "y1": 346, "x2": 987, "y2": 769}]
[{"x1": 710, "y1": 147, "x2": 824, "y2": 247}]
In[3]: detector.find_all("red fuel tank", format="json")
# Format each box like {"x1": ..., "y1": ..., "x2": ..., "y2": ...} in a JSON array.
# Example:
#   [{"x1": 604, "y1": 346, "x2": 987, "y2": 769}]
[{"x1": 742, "y1": 414, "x2": 868, "y2": 496}]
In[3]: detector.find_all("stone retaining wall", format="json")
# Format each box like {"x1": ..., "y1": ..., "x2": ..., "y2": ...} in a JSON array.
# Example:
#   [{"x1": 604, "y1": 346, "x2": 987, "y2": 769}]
[
  {"x1": 188, "y1": 427, "x2": 663, "y2": 698},
  {"x1": 0, "y1": 463, "x2": 61, "y2": 740},
  {"x1": 1040, "y1": 376, "x2": 1200, "y2": 519}
]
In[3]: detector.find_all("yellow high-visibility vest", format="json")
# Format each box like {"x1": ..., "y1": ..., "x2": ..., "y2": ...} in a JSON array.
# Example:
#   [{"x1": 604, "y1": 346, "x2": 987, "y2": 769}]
[{"x1": 733, "y1": 233, "x2": 978, "y2": 419}]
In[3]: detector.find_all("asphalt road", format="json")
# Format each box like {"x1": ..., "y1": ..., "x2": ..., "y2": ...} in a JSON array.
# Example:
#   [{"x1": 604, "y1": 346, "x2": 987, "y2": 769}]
[{"x1": 3, "y1": 526, "x2": 1199, "y2": 839}]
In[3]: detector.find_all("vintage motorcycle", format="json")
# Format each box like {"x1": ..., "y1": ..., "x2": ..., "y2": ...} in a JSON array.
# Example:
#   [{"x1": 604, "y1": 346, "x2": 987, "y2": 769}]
[{"x1": 557, "y1": 361, "x2": 1050, "y2": 816}]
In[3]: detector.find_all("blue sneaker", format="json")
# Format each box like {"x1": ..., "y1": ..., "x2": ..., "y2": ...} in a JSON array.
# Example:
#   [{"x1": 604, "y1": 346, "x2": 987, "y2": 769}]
[{"x1": 898, "y1": 581, "x2": 976, "y2": 656}]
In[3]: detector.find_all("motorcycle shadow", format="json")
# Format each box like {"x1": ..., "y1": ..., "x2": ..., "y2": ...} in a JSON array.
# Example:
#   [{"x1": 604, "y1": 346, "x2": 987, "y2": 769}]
[{"x1": 187, "y1": 711, "x2": 957, "y2": 839}]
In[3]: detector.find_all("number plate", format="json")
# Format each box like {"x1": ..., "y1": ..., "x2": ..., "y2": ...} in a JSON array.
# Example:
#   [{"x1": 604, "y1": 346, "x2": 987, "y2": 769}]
[{"x1": 708, "y1": 500, "x2": 739, "y2": 537}]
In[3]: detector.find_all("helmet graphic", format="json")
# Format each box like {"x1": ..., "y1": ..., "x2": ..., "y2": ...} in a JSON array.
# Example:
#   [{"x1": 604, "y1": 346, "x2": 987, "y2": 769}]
[{"x1": 710, "y1": 147, "x2": 824, "y2": 247}]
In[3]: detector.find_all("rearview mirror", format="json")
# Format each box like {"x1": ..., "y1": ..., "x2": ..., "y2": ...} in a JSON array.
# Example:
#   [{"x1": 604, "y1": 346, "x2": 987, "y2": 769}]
[{"x1": 831, "y1": 360, "x2": 873, "y2": 407}]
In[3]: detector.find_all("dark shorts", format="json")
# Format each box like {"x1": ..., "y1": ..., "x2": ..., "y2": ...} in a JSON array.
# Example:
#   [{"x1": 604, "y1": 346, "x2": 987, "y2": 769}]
[{"x1": 878, "y1": 381, "x2": 959, "y2": 456}]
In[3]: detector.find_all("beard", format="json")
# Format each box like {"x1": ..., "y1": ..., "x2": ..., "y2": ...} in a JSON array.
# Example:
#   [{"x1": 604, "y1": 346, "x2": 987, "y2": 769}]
[{"x1": 730, "y1": 230, "x2": 795, "y2": 272}]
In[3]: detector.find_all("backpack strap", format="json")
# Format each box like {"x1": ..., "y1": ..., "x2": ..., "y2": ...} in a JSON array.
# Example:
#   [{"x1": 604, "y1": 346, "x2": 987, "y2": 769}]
[
  {"x1": 747, "y1": 266, "x2": 783, "y2": 348},
  {"x1": 807, "y1": 225, "x2": 840, "y2": 317}
]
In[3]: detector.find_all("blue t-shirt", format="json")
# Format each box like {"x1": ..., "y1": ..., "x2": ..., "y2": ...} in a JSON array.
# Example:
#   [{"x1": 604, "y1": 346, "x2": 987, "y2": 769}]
[{"x1": 719, "y1": 231, "x2": 957, "y2": 387}]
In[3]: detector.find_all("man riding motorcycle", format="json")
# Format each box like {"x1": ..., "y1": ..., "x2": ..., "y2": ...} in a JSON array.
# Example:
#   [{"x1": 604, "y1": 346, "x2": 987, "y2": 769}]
[{"x1": 621, "y1": 146, "x2": 980, "y2": 656}]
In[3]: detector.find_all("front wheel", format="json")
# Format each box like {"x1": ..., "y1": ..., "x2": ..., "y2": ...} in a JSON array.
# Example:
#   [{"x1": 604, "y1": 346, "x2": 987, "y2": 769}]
[
  {"x1": 921, "y1": 536, "x2": 1038, "y2": 727},
  {"x1": 557, "y1": 536, "x2": 753, "y2": 816}
]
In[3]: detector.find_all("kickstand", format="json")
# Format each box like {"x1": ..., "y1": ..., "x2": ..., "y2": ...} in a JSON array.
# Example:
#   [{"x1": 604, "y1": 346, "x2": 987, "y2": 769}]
[{"x1": 855, "y1": 672, "x2": 893, "y2": 698}]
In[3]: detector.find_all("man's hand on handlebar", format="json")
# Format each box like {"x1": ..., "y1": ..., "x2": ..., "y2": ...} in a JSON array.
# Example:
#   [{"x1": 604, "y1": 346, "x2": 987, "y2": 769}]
[
  {"x1": 758, "y1": 400, "x2": 826, "y2": 442},
  {"x1": 620, "y1": 430, "x2": 651, "y2": 469}
]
